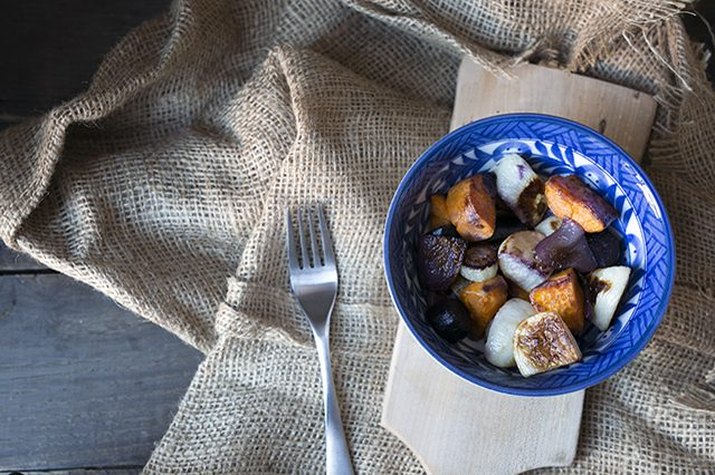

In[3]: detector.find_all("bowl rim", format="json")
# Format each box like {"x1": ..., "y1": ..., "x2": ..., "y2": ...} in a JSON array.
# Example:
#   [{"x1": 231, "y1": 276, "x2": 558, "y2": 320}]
[{"x1": 383, "y1": 112, "x2": 676, "y2": 396}]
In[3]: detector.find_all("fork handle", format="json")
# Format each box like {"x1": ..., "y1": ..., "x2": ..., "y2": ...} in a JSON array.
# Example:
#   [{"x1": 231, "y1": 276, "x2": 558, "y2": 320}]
[{"x1": 314, "y1": 328, "x2": 355, "y2": 475}]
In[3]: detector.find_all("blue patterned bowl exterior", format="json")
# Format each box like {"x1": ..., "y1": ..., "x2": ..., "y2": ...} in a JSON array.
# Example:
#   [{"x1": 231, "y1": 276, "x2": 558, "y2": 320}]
[{"x1": 384, "y1": 113, "x2": 675, "y2": 396}]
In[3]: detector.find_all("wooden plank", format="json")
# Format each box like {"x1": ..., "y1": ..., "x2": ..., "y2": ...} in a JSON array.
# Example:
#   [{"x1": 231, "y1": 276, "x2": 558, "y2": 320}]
[
  {"x1": 0, "y1": 244, "x2": 46, "y2": 272},
  {"x1": 0, "y1": 0, "x2": 170, "y2": 118},
  {"x1": 383, "y1": 326, "x2": 584, "y2": 474},
  {"x1": 3, "y1": 470, "x2": 140, "y2": 475},
  {"x1": 450, "y1": 61, "x2": 657, "y2": 160},
  {"x1": 0, "y1": 274, "x2": 203, "y2": 471},
  {"x1": 382, "y1": 58, "x2": 657, "y2": 475}
]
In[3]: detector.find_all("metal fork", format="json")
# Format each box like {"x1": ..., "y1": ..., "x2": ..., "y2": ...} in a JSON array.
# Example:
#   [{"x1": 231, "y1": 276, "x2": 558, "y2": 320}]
[{"x1": 286, "y1": 205, "x2": 354, "y2": 475}]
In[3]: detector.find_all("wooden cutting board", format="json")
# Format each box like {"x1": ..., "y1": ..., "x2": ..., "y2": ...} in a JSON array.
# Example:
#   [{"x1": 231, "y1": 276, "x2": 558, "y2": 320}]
[{"x1": 381, "y1": 57, "x2": 656, "y2": 475}]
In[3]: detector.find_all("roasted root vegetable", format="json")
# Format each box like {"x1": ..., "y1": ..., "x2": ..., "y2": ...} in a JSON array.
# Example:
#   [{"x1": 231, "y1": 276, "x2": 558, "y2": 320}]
[
  {"x1": 430, "y1": 224, "x2": 460, "y2": 238},
  {"x1": 544, "y1": 175, "x2": 617, "y2": 233},
  {"x1": 506, "y1": 278, "x2": 531, "y2": 301},
  {"x1": 484, "y1": 171, "x2": 514, "y2": 218},
  {"x1": 513, "y1": 312, "x2": 582, "y2": 377},
  {"x1": 534, "y1": 218, "x2": 597, "y2": 274},
  {"x1": 588, "y1": 266, "x2": 631, "y2": 331},
  {"x1": 489, "y1": 215, "x2": 528, "y2": 244},
  {"x1": 419, "y1": 156, "x2": 628, "y2": 378},
  {"x1": 458, "y1": 275, "x2": 508, "y2": 338},
  {"x1": 450, "y1": 275, "x2": 471, "y2": 296},
  {"x1": 429, "y1": 194, "x2": 451, "y2": 230},
  {"x1": 485, "y1": 298, "x2": 536, "y2": 368},
  {"x1": 497, "y1": 230, "x2": 549, "y2": 291},
  {"x1": 426, "y1": 299, "x2": 472, "y2": 343},
  {"x1": 460, "y1": 243, "x2": 498, "y2": 282},
  {"x1": 586, "y1": 228, "x2": 621, "y2": 268},
  {"x1": 494, "y1": 154, "x2": 547, "y2": 226},
  {"x1": 418, "y1": 234, "x2": 466, "y2": 291},
  {"x1": 529, "y1": 268, "x2": 585, "y2": 334},
  {"x1": 446, "y1": 175, "x2": 496, "y2": 241},
  {"x1": 534, "y1": 215, "x2": 561, "y2": 236}
]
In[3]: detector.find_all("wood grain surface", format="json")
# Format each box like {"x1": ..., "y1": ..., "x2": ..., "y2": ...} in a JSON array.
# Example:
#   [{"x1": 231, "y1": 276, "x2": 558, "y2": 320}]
[
  {"x1": 0, "y1": 2, "x2": 191, "y2": 472},
  {"x1": 0, "y1": 246, "x2": 46, "y2": 272},
  {"x1": 382, "y1": 58, "x2": 657, "y2": 475},
  {"x1": 10, "y1": 470, "x2": 139, "y2": 475},
  {"x1": 450, "y1": 60, "x2": 657, "y2": 160},
  {"x1": 0, "y1": 274, "x2": 202, "y2": 471}
]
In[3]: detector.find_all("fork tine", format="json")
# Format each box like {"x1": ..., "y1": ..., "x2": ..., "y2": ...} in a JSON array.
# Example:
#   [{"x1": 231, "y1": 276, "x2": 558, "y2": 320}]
[
  {"x1": 307, "y1": 207, "x2": 321, "y2": 267},
  {"x1": 317, "y1": 205, "x2": 335, "y2": 266},
  {"x1": 285, "y1": 208, "x2": 299, "y2": 270},
  {"x1": 297, "y1": 208, "x2": 311, "y2": 268}
]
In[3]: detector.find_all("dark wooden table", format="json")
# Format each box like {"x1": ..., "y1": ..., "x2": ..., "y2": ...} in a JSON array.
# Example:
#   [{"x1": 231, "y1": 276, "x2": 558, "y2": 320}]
[
  {"x1": 0, "y1": 2, "x2": 202, "y2": 474},
  {"x1": 0, "y1": 1, "x2": 712, "y2": 474}
]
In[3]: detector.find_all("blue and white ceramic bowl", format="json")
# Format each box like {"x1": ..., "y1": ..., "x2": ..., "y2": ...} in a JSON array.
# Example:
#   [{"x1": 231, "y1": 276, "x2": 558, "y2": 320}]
[{"x1": 384, "y1": 113, "x2": 675, "y2": 396}]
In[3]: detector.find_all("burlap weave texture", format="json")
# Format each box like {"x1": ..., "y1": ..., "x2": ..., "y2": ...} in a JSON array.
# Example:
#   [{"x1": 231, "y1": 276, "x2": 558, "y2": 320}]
[{"x1": 1, "y1": 0, "x2": 713, "y2": 472}]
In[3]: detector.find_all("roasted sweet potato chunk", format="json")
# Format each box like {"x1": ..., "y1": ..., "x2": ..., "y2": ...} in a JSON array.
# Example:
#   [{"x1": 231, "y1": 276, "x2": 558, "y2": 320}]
[
  {"x1": 458, "y1": 275, "x2": 508, "y2": 338},
  {"x1": 544, "y1": 175, "x2": 617, "y2": 233},
  {"x1": 529, "y1": 268, "x2": 585, "y2": 334},
  {"x1": 446, "y1": 175, "x2": 496, "y2": 241},
  {"x1": 429, "y1": 194, "x2": 451, "y2": 230}
]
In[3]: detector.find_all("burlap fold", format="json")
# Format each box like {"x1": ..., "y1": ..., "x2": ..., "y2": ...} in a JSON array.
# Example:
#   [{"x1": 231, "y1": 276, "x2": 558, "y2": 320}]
[{"x1": 1, "y1": 0, "x2": 713, "y2": 472}]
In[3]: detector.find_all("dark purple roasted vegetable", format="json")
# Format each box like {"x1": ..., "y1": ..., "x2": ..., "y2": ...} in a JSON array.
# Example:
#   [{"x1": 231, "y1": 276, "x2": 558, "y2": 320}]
[
  {"x1": 417, "y1": 233, "x2": 467, "y2": 291},
  {"x1": 585, "y1": 228, "x2": 621, "y2": 268},
  {"x1": 534, "y1": 218, "x2": 597, "y2": 274},
  {"x1": 426, "y1": 299, "x2": 472, "y2": 343}
]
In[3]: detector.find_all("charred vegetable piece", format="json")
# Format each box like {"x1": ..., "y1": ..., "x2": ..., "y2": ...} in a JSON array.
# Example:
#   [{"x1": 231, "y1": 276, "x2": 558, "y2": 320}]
[
  {"x1": 460, "y1": 243, "x2": 498, "y2": 282},
  {"x1": 544, "y1": 175, "x2": 617, "y2": 233},
  {"x1": 498, "y1": 230, "x2": 550, "y2": 291},
  {"x1": 513, "y1": 312, "x2": 582, "y2": 377},
  {"x1": 494, "y1": 154, "x2": 547, "y2": 226},
  {"x1": 450, "y1": 275, "x2": 471, "y2": 297},
  {"x1": 529, "y1": 268, "x2": 586, "y2": 335},
  {"x1": 484, "y1": 172, "x2": 513, "y2": 218},
  {"x1": 534, "y1": 215, "x2": 562, "y2": 236},
  {"x1": 426, "y1": 299, "x2": 472, "y2": 343},
  {"x1": 446, "y1": 175, "x2": 496, "y2": 241},
  {"x1": 418, "y1": 234, "x2": 467, "y2": 291},
  {"x1": 458, "y1": 275, "x2": 508, "y2": 338},
  {"x1": 488, "y1": 215, "x2": 528, "y2": 244},
  {"x1": 430, "y1": 224, "x2": 460, "y2": 238},
  {"x1": 587, "y1": 266, "x2": 631, "y2": 331},
  {"x1": 506, "y1": 278, "x2": 531, "y2": 301},
  {"x1": 429, "y1": 194, "x2": 451, "y2": 230},
  {"x1": 485, "y1": 299, "x2": 536, "y2": 368},
  {"x1": 534, "y1": 218, "x2": 597, "y2": 274},
  {"x1": 586, "y1": 228, "x2": 621, "y2": 268}
]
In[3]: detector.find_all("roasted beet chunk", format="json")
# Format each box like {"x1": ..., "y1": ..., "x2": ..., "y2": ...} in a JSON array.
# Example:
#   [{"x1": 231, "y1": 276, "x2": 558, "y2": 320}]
[{"x1": 417, "y1": 234, "x2": 467, "y2": 291}]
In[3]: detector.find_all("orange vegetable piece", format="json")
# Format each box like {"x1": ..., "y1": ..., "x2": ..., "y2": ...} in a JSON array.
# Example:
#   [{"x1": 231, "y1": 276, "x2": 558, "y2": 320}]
[
  {"x1": 529, "y1": 268, "x2": 585, "y2": 334},
  {"x1": 445, "y1": 175, "x2": 496, "y2": 241},
  {"x1": 544, "y1": 175, "x2": 617, "y2": 233},
  {"x1": 429, "y1": 194, "x2": 451, "y2": 229},
  {"x1": 458, "y1": 275, "x2": 508, "y2": 338}
]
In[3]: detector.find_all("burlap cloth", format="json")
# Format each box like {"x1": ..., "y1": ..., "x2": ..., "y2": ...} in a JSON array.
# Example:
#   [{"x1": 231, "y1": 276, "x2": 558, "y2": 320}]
[{"x1": 1, "y1": 0, "x2": 713, "y2": 472}]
